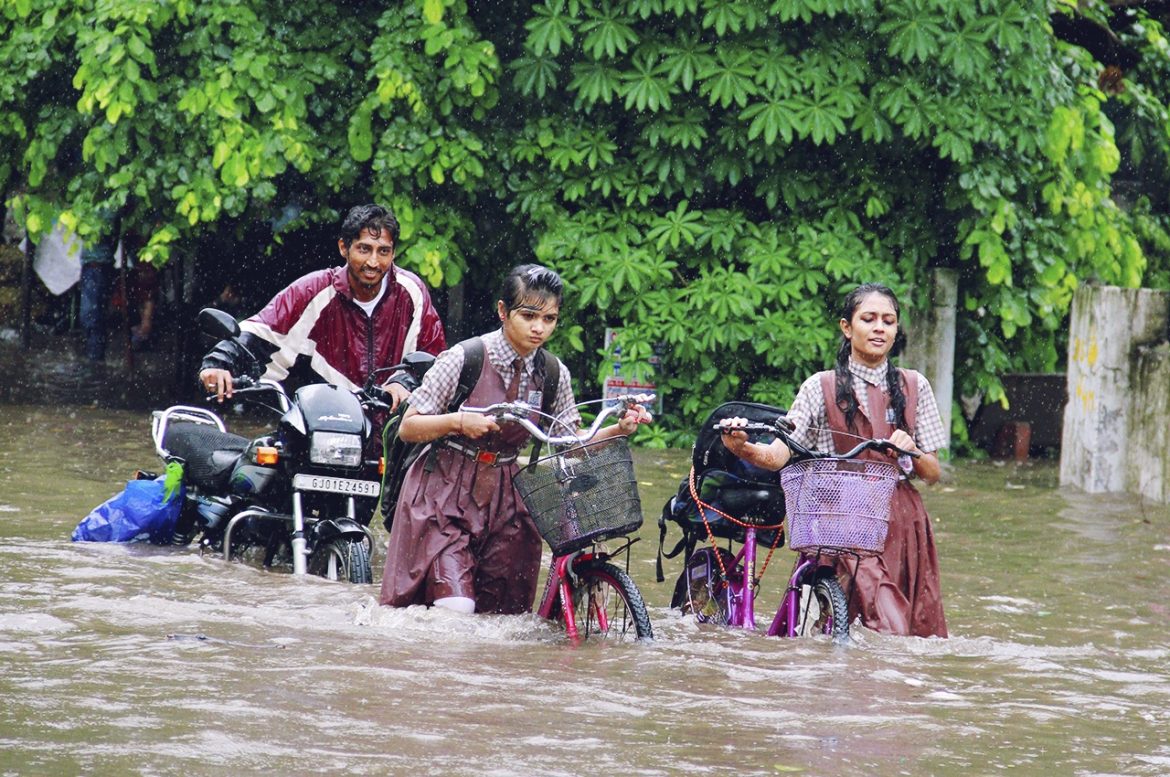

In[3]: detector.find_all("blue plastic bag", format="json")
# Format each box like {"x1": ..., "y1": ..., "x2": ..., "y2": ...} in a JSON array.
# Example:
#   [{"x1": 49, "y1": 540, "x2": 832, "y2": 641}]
[{"x1": 72, "y1": 462, "x2": 184, "y2": 544}]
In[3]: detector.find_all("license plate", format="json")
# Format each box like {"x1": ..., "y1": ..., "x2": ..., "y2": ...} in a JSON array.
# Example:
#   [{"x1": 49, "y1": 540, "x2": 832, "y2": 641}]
[{"x1": 292, "y1": 474, "x2": 381, "y2": 497}]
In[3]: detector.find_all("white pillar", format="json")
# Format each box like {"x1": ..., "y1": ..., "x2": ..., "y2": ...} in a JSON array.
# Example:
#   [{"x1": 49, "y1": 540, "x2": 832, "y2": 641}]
[{"x1": 1060, "y1": 285, "x2": 1170, "y2": 495}]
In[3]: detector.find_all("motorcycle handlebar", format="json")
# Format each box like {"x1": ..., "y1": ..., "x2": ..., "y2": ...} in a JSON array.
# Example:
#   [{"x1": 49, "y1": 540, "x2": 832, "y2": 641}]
[
  {"x1": 461, "y1": 393, "x2": 655, "y2": 447},
  {"x1": 206, "y1": 375, "x2": 394, "y2": 417},
  {"x1": 360, "y1": 385, "x2": 392, "y2": 413},
  {"x1": 205, "y1": 376, "x2": 291, "y2": 414}
]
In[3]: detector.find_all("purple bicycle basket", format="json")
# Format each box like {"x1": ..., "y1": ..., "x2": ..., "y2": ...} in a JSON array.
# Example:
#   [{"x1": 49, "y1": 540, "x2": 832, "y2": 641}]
[{"x1": 780, "y1": 458, "x2": 899, "y2": 557}]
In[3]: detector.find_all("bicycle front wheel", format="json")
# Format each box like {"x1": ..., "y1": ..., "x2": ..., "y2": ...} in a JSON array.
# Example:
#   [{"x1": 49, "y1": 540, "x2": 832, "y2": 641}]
[
  {"x1": 563, "y1": 560, "x2": 653, "y2": 642},
  {"x1": 794, "y1": 569, "x2": 849, "y2": 641}
]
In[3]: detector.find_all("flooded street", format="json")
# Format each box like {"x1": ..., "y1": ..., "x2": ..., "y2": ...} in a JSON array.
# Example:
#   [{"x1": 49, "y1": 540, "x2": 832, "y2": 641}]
[{"x1": 3, "y1": 402, "x2": 1170, "y2": 776}]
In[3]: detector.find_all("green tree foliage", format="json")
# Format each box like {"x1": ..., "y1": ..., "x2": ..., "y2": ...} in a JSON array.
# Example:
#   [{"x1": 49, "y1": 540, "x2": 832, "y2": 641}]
[
  {"x1": 0, "y1": 0, "x2": 498, "y2": 284},
  {"x1": 492, "y1": 0, "x2": 1149, "y2": 434},
  {"x1": 1095, "y1": 7, "x2": 1170, "y2": 288},
  {"x1": 3, "y1": 1, "x2": 1165, "y2": 445}
]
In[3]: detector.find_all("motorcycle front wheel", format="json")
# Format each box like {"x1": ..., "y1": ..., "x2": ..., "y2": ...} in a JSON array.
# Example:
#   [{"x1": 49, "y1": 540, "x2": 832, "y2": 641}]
[{"x1": 307, "y1": 538, "x2": 372, "y2": 584}]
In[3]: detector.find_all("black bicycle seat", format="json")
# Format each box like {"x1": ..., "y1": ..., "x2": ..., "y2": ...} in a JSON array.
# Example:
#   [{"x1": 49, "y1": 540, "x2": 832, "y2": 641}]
[{"x1": 697, "y1": 469, "x2": 785, "y2": 520}]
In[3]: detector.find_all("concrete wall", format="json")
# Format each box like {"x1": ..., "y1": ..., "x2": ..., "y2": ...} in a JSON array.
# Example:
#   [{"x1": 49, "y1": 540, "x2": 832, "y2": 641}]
[
  {"x1": 903, "y1": 269, "x2": 958, "y2": 452},
  {"x1": 1060, "y1": 285, "x2": 1170, "y2": 500}
]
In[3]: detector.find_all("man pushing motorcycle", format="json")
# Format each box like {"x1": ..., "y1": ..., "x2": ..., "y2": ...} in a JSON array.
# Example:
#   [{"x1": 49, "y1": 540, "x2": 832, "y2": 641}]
[{"x1": 198, "y1": 203, "x2": 446, "y2": 408}]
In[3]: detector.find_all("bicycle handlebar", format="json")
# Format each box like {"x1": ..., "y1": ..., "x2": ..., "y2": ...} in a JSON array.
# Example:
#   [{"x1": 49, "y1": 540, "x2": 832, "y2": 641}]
[
  {"x1": 713, "y1": 419, "x2": 920, "y2": 461},
  {"x1": 461, "y1": 393, "x2": 655, "y2": 447}
]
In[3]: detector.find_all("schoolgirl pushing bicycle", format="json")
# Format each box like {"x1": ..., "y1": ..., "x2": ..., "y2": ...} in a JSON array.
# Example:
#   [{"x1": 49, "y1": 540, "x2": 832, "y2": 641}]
[
  {"x1": 720, "y1": 283, "x2": 948, "y2": 638},
  {"x1": 379, "y1": 264, "x2": 652, "y2": 617}
]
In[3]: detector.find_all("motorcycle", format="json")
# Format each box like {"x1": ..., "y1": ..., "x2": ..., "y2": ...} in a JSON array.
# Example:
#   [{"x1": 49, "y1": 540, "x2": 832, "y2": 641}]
[{"x1": 153, "y1": 308, "x2": 428, "y2": 583}]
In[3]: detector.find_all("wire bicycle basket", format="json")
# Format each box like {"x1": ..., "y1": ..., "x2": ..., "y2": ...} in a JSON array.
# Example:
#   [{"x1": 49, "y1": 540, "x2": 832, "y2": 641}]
[
  {"x1": 779, "y1": 457, "x2": 899, "y2": 557},
  {"x1": 514, "y1": 436, "x2": 643, "y2": 556}
]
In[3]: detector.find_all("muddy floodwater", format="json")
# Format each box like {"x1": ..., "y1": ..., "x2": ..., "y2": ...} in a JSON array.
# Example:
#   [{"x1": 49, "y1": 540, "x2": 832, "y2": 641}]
[{"x1": 2, "y1": 403, "x2": 1169, "y2": 776}]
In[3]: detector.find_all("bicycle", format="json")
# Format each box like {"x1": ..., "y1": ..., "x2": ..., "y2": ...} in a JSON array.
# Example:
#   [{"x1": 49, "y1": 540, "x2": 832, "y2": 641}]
[
  {"x1": 668, "y1": 409, "x2": 916, "y2": 641},
  {"x1": 461, "y1": 394, "x2": 656, "y2": 643}
]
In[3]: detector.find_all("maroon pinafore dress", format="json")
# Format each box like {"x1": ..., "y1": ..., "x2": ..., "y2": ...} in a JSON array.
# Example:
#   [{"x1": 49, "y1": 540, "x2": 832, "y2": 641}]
[
  {"x1": 379, "y1": 353, "x2": 546, "y2": 615},
  {"x1": 819, "y1": 370, "x2": 948, "y2": 638}
]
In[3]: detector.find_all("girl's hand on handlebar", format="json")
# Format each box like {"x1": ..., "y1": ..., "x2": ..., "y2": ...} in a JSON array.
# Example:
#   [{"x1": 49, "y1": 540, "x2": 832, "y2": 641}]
[
  {"x1": 454, "y1": 411, "x2": 500, "y2": 440},
  {"x1": 616, "y1": 404, "x2": 653, "y2": 435},
  {"x1": 718, "y1": 417, "x2": 792, "y2": 471},
  {"x1": 717, "y1": 417, "x2": 750, "y2": 456},
  {"x1": 886, "y1": 429, "x2": 921, "y2": 459},
  {"x1": 881, "y1": 429, "x2": 939, "y2": 482},
  {"x1": 383, "y1": 382, "x2": 410, "y2": 413}
]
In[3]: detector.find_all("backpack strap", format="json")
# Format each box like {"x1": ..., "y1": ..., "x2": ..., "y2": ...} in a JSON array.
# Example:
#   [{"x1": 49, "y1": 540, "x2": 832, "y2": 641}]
[
  {"x1": 656, "y1": 498, "x2": 697, "y2": 583},
  {"x1": 423, "y1": 337, "x2": 486, "y2": 473},
  {"x1": 449, "y1": 336, "x2": 485, "y2": 412},
  {"x1": 539, "y1": 348, "x2": 560, "y2": 417}
]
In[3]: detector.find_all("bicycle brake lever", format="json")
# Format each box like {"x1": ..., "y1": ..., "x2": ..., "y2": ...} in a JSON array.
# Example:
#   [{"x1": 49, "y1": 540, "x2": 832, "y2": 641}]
[{"x1": 877, "y1": 439, "x2": 920, "y2": 458}]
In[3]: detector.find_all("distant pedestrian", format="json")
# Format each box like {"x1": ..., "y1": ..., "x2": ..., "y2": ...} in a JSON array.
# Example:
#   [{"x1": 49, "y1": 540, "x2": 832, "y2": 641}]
[{"x1": 78, "y1": 210, "x2": 121, "y2": 361}]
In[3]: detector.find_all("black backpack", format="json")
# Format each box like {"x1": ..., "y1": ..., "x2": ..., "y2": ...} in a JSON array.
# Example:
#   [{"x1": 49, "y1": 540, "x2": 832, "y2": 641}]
[
  {"x1": 656, "y1": 401, "x2": 788, "y2": 582},
  {"x1": 379, "y1": 337, "x2": 560, "y2": 533}
]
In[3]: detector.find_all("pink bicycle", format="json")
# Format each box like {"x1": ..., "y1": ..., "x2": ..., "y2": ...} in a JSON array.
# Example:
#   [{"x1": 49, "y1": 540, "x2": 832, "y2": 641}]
[
  {"x1": 663, "y1": 407, "x2": 914, "y2": 641},
  {"x1": 462, "y1": 394, "x2": 655, "y2": 643}
]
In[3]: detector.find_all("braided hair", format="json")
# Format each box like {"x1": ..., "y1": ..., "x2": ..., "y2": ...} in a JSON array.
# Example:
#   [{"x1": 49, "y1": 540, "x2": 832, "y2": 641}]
[{"x1": 834, "y1": 283, "x2": 910, "y2": 433}]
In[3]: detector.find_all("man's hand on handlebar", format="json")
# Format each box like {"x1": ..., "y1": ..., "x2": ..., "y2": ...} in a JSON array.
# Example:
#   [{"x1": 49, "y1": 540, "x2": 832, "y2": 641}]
[
  {"x1": 199, "y1": 368, "x2": 234, "y2": 403},
  {"x1": 383, "y1": 382, "x2": 411, "y2": 413}
]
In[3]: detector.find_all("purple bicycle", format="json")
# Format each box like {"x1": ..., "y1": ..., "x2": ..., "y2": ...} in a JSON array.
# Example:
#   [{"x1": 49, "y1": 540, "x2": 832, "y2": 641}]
[{"x1": 663, "y1": 407, "x2": 915, "y2": 641}]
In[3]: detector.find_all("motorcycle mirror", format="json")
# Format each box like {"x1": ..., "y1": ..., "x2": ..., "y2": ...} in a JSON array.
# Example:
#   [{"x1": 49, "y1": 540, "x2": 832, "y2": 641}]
[
  {"x1": 372, "y1": 352, "x2": 436, "y2": 379},
  {"x1": 197, "y1": 308, "x2": 241, "y2": 340},
  {"x1": 400, "y1": 351, "x2": 436, "y2": 377}
]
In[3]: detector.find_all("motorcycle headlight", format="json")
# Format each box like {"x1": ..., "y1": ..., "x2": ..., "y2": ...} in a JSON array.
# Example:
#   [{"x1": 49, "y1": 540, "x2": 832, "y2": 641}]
[{"x1": 309, "y1": 432, "x2": 363, "y2": 467}]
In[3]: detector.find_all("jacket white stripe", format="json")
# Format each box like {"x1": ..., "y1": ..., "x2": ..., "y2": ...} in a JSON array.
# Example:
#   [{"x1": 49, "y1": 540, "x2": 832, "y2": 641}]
[
  {"x1": 238, "y1": 285, "x2": 360, "y2": 392},
  {"x1": 396, "y1": 271, "x2": 424, "y2": 355}
]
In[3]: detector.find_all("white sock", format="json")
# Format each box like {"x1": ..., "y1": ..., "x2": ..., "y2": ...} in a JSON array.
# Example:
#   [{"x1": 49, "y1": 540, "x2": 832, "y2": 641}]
[{"x1": 433, "y1": 596, "x2": 476, "y2": 615}]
